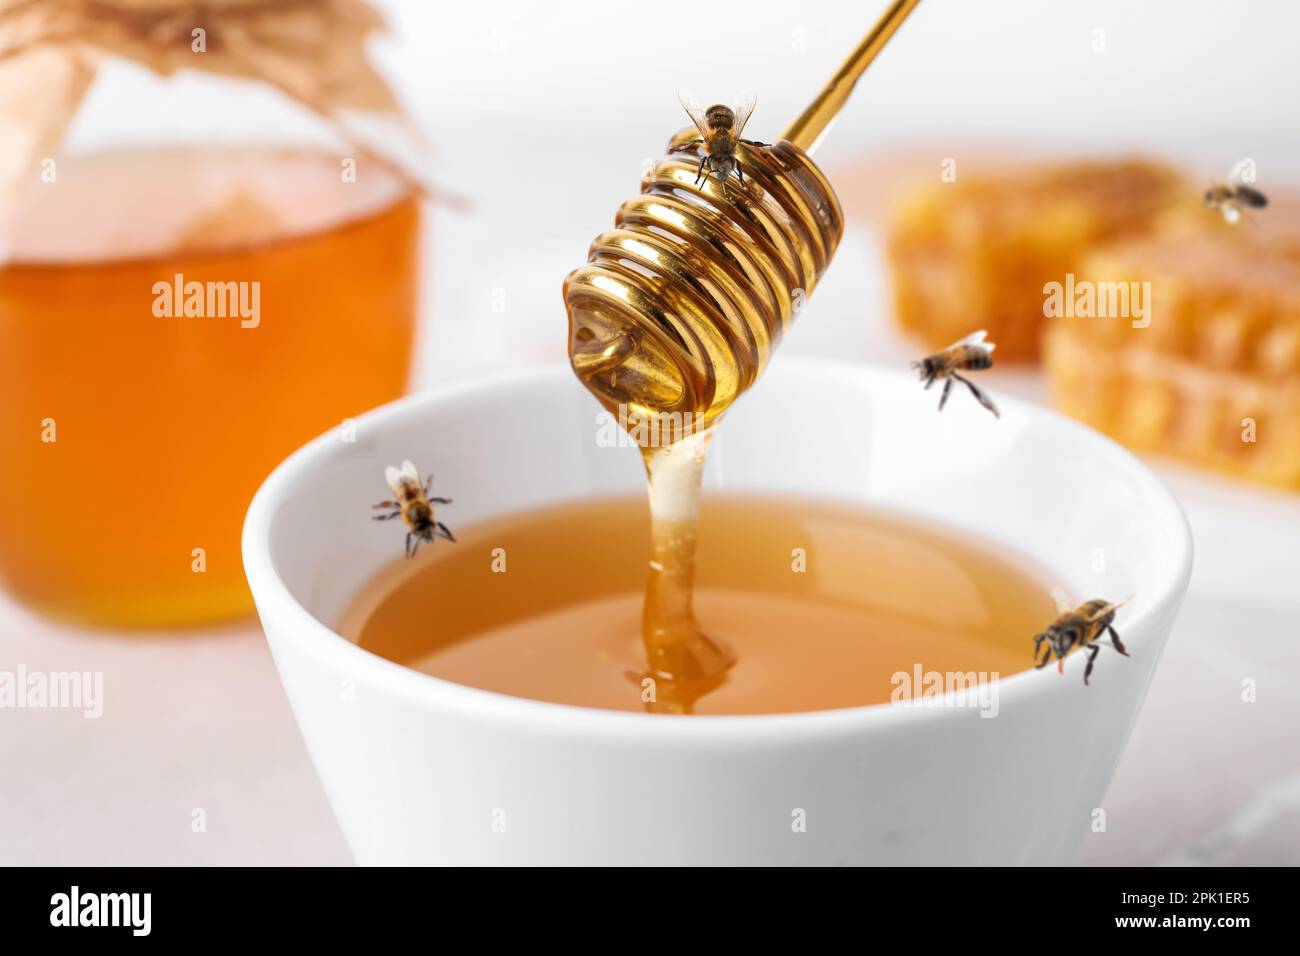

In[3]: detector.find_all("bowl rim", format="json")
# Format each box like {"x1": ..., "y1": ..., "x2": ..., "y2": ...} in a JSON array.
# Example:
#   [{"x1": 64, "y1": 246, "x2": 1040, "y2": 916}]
[{"x1": 242, "y1": 358, "x2": 1194, "y2": 742}]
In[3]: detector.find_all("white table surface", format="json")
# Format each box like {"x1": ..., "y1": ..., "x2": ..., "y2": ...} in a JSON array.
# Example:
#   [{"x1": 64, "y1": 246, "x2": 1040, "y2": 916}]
[{"x1": 4, "y1": 179, "x2": 1299, "y2": 867}]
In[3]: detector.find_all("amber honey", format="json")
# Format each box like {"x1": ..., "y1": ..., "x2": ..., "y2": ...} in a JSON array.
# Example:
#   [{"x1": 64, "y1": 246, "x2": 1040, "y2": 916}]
[
  {"x1": 0, "y1": 148, "x2": 420, "y2": 626},
  {"x1": 341, "y1": 495, "x2": 1058, "y2": 716}
]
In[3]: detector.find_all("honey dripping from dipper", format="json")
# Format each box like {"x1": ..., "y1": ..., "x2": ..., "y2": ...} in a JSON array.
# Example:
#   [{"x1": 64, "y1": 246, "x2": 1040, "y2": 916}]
[{"x1": 564, "y1": 1, "x2": 923, "y2": 712}]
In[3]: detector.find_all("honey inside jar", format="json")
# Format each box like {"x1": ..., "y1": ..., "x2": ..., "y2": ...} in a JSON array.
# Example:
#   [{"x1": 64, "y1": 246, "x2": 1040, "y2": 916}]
[{"x1": 0, "y1": 148, "x2": 420, "y2": 627}]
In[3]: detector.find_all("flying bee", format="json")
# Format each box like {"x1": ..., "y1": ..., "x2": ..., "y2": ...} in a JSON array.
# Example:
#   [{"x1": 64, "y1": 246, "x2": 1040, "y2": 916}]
[
  {"x1": 372, "y1": 459, "x2": 455, "y2": 557},
  {"x1": 1204, "y1": 181, "x2": 1268, "y2": 224},
  {"x1": 671, "y1": 91, "x2": 767, "y2": 188},
  {"x1": 1034, "y1": 592, "x2": 1131, "y2": 686},
  {"x1": 911, "y1": 329, "x2": 1000, "y2": 418}
]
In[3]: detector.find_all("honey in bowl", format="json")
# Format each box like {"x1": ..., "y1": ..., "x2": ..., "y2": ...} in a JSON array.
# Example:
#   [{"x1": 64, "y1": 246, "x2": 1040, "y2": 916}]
[
  {"x1": 340, "y1": 495, "x2": 1059, "y2": 716},
  {"x1": 0, "y1": 148, "x2": 420, "y2": 627}
]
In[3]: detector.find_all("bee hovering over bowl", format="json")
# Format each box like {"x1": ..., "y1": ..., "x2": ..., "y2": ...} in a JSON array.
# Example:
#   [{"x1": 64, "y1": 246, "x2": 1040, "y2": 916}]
[
  {"x1": 1034, "y1": 592, "x2": 1131, "y2": 686},
  {"x1": 671, "y1": 91, "x2": 767, "y2": 188},
  {"x1": 372, "y1": 460, "x2": 455, "y2": 557},
  {"x1": 911, "y1": 329, "x2": 1000, "y2": 418},
  {"x1": 1204, "y1": 178, "x2": 1268, "y2": 225}
]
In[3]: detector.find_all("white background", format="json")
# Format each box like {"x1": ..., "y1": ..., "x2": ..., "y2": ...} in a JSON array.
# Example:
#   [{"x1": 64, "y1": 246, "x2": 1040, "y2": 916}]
[{"x1": 2, "y1": 0, "x2": 1299, "y2": 865}]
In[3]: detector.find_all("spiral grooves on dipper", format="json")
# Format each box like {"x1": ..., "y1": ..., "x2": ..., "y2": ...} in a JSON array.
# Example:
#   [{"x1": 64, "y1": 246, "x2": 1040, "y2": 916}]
[{"x1": 565, "y1": 130, "x2": 843, "y2": 431}]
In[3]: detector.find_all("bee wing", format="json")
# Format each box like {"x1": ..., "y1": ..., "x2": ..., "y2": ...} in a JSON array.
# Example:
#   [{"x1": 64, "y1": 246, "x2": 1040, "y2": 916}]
[
  {"x1": 943, "y1": 329, "x2": 996, "y2": 354},
  {"x1": 730, "y1": 89, "x2": 757, "y2": 137},
  {"x1": 678, "y1": 91, "x2": 712, "y2": 138},
  {"x1": 1049, "y1": 586, "x2": 1072, "y2": 616},
  {"x1": 1088, "y1": 595, "x2": 1134, "y2": 621},
  {"x1": 384, "y1": 465, "x2": 404, "y2": 493},
  {"x1": 400, "y1": 460, "x2": 420, "y2": 481}
]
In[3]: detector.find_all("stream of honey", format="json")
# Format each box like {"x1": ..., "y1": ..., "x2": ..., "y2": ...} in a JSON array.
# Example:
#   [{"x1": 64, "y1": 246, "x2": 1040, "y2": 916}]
[
  {"x1": 559, "y1": 0, "x2": 925, "y2": 706},
  {"x1": 565, "y1": 134, "x2": 843, "y2": 683}
]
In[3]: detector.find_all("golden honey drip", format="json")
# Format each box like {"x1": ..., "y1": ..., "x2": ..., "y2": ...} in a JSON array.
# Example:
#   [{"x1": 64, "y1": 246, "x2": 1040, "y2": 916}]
[
  {"x1": 562, "y1": 0, "x2": 919, "y2": 690},
  {"x1": 565, "y1": 134, "x2": 843, "y2": 683},
  {"x1": 638, "y1": 425, "x2": 731, "y2": 685}
]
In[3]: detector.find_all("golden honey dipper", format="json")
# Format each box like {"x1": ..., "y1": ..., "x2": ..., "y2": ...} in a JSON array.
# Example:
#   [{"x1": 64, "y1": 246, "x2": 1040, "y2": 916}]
[{"x1": 564, "y1": 0, "x2": 923, "y2": 693}]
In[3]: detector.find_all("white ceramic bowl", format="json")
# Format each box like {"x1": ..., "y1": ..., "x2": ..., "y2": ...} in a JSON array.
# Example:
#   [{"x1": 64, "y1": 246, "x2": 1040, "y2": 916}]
[{"x1": 243, "y1": 360, "x2": 1192, "y2": 865}]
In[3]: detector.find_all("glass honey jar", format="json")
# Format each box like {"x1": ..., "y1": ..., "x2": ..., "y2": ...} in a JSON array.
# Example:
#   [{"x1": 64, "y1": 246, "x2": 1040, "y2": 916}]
[{"x1": 0, "y1": 0, "x2": 425, "y2": 626}]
